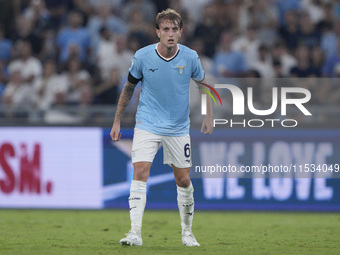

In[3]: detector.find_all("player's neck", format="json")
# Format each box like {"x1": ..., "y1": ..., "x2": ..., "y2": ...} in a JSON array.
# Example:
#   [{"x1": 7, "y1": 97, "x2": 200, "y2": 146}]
[{"x1": 156, "y1": 43, "x2": 179, "y2": 59}]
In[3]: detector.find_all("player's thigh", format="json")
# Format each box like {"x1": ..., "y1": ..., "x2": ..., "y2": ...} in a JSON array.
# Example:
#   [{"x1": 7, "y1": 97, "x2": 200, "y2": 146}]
[
  {"x1": 161, "y1": 134, "x2": 192, "y2": 169},
  {"x1": 131, "y1": 128, "x2": 161, "y2": 164}
]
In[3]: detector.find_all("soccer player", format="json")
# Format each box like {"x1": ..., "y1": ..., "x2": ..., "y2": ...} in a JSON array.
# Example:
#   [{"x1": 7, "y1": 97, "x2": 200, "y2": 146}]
[{"x1": 110, "y1": 8, "x2": 213, "y2": 246}]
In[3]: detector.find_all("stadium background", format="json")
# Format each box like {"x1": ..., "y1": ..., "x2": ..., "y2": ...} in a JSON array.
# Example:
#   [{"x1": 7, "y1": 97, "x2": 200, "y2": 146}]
[{"x1": 1, "y1": 0, "x2": 340, "y2": 212}]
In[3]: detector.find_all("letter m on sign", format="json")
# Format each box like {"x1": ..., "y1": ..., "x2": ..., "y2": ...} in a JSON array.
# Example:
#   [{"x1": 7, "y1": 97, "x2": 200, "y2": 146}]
[{"x1": 20, "y1": 144, "x2": 41, "y2": 194}]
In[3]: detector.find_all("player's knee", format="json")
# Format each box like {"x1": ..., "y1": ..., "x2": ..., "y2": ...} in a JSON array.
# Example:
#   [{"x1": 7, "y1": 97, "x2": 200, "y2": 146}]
[
  {"x1": 176, "y1": 176, "x2": 191, "y2": 188},
  {"x1": 133, "y1": 164, "x2": 149, "y2": 181}
]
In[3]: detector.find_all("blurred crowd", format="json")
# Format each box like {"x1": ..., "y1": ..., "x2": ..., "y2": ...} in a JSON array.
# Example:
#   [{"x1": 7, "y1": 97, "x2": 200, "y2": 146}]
[{"x1": 1, "y1": 0, "x2": 340, "y2": 116}]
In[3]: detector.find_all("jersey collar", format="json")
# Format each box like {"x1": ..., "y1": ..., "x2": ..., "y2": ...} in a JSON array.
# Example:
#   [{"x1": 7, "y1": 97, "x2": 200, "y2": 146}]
[{"x1": 155, "y1": 43, "x2": 180, "y2": 62}]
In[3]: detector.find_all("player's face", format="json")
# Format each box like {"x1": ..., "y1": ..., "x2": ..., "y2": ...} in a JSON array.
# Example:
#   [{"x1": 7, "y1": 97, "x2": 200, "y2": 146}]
[{"x1": 156, "y1": 19, "x2": 182, "y2": 50}]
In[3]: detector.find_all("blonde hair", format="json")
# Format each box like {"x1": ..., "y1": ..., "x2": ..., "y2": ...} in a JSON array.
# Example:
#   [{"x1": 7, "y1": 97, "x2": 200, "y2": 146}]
[{"x1": 155, "y1": 8, "x2": 183, "y2": 29}]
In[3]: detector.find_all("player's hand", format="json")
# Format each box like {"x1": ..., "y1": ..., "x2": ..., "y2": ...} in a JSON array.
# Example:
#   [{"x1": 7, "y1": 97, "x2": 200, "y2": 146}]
[
  {"x1": 201, "y1": 116, "x2": 213, "y2": 135},
  {"x1": 110, "y1": 121, "x2": 122, "y2": 142}
]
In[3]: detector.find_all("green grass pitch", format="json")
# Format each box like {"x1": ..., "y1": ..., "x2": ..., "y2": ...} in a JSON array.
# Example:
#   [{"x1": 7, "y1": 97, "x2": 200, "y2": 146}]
[{"x1": 0, "y1": 209, "x2": 339, "y2": 255}]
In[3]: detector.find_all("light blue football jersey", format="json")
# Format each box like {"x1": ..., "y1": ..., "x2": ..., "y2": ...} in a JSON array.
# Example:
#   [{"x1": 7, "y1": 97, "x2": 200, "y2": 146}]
[{"x1": 129, "y1": 43, "x2": 204, "y2": 136}]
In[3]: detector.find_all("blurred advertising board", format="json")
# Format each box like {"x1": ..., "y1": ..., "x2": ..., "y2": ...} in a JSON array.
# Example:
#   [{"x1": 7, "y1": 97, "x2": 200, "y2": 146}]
[
  {"x1": 104, "y1": 129, "x2": 340, "y2": 211},
  {"x1": 0, "y1": 127, "x2": 102, "y2": 209},
  {"x1": 1, "y1": 127, "x2": 339, "y2": 211}
]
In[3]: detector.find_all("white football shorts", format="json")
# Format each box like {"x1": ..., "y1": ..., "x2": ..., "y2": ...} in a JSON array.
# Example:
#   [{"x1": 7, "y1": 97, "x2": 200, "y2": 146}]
[{"x1": 131, "y1": 128, "x2": 192, "y2": 168}]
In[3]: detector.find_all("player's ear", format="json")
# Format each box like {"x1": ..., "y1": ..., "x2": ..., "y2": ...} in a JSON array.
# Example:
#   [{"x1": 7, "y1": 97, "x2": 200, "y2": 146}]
[{"x1": 156, "y1": 29, "x2": 160, "y2": 38}]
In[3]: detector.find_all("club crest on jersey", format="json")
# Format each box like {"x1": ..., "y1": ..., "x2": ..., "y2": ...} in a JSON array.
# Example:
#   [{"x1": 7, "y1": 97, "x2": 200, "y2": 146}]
[{"x1": 176, "y1": 65, "x2": 186, "y2": 74}]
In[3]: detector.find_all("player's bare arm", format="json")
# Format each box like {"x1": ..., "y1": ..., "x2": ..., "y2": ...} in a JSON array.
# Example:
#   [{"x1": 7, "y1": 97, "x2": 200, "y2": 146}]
[
  {"x1": 110, "y1": 81, "x2": 137, "y2": 141},
  {"x1": 196, "y1": 80, "x2": 214, "y2": 135}
]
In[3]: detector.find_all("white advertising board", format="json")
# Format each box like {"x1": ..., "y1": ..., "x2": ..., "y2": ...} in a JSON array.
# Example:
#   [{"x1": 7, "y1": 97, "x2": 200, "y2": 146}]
[{"x1": 0, "y1": 127, "x2": 102, "y2": 209}]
